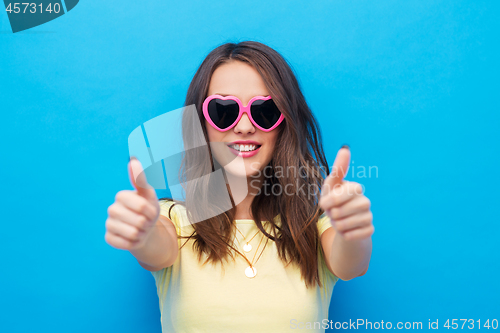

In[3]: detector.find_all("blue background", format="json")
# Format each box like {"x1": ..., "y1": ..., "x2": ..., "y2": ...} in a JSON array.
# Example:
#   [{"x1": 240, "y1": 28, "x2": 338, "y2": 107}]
[{"x1": 1, "y1": 0, "x2": 499, "y2": 332}]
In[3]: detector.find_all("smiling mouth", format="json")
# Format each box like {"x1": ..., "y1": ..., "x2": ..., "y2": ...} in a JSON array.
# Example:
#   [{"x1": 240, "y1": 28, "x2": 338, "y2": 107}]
[{"x1": 227, "y1": 144, "x2": 262, "y2": 152}]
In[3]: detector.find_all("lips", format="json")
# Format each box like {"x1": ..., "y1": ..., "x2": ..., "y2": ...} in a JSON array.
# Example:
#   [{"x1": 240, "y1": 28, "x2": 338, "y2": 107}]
[{"x1": 227, "y1": 141, "x2": 262, "y2": 158}]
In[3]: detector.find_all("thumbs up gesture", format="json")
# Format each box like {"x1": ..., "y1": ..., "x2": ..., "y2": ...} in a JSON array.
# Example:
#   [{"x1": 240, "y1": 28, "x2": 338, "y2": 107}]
[
  {"x1": 105, "y1": 157, "x2": 161, "y2": 250},
  {"x1": 319, "y1": 146, "x2": 374, "y2": 241}
]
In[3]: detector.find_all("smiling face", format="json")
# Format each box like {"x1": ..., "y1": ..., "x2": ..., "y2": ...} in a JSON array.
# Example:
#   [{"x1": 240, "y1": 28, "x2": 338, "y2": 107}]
[{"x1": 205, "y1": 60, "x2": 280, "y2": 178}]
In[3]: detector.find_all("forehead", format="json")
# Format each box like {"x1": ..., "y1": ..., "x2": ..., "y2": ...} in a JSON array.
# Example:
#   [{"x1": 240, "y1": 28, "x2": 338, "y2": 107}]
[{"x1": 207, "y1": 61, "x2": 269, "y2": 98}]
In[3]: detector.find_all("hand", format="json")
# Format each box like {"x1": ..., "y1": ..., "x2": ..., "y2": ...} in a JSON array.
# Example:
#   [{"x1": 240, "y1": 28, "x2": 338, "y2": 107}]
[
  {"x1": 319, "y1": 146, "x2": 374, "y2": 241},
  {"x1": 105, "y1": 158, "x2": 160, "y2": 250}
]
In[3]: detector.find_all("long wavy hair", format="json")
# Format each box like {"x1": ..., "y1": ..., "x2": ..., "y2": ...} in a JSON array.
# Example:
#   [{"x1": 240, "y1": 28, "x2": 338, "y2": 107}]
[{"x1": 160, "y1": 40, "x2": 330, "y2": 288}]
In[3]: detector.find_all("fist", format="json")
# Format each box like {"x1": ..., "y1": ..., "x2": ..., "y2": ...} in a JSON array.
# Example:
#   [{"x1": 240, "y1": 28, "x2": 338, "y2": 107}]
[
  {"x1": 319, "y1": 146, "x2": 374, "y2": 241},
  {"x1": 105, "y1": 158, "x2": 160, "y2": 250}
]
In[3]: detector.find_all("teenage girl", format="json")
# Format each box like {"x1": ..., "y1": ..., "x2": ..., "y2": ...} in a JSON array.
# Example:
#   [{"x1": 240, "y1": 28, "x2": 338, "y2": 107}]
[{"x1": 105, "y1": 41, "x2": 374, "y2": 332}]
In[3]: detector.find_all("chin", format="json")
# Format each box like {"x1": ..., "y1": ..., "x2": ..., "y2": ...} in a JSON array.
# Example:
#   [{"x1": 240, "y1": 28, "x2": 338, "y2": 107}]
[
  {"x1": 223, "y1": 161, "x2": 263, "y2": 179},
  {"x1": 209, "y1": 142, "x2": 268, "y2": 179}
]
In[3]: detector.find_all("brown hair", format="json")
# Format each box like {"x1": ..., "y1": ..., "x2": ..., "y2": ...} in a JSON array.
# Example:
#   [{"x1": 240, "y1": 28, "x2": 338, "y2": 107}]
[{"x1": 161, "y1": 40, "x2": 330, "y2": 288}]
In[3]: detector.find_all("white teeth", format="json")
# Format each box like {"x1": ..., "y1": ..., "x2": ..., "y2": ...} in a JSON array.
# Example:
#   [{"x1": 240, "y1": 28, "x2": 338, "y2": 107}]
[{"x1": 230, "y1": 144, "x2": 258, "y2": 152}]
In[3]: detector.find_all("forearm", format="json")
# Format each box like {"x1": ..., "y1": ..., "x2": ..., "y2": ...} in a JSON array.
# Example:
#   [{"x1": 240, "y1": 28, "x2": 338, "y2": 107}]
[
  {"x1": 129, "y1": 219, "x2": 175, "y2": 269},
  {"x1": 329, "y1": 232, "x2": 372, "y2": 281}
]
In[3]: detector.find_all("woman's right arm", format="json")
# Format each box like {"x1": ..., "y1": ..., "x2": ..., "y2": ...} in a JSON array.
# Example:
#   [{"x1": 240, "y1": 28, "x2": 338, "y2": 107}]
[
  {"x1": 105, "y1": 158, "x2": 178, "y2": 271},
  {"x1": 129, "y1": 214, "x2": 178, "y2": 271}
]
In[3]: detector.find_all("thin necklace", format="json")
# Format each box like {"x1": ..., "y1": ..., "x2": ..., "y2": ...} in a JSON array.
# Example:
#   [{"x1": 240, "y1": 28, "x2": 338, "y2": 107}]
[
  {"x1": 234, "y1": 224, "x2": 261, "y2": 252},
  {"x1": 233, "y1": 224, "x2": 269, "y2": 278}
]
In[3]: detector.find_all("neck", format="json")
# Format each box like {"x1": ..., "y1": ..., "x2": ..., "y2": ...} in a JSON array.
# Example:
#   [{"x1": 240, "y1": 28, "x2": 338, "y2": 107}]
[{"x1": 233, "y1": 173, "x2": 264, "y2": 220}]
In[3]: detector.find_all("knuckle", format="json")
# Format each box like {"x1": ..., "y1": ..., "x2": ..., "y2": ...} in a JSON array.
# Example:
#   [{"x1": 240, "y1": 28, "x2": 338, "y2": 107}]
[
  {"x1": 330, "y1": 192, "x2": 340, "y2": 202},
  {"x1": 319, "y1": 196, "x2": 330, "y2": 209},
  {"x1": 137, "y1": 215, "x2": 148, "y2": 228},
  {"x1": 130, "y1": 228, "x2": 140, "y2": 240},
  {"x1": 138, "y1": 201, "x2": 148, "y2": 214},
  {"x1": 354, "y1": 183, "x2": 363, "y2": 194},
  {"x1": 115, "y1": 191, "x2": 125, "y2": 201},
  {"x1": 365, "y1": 197, "x2": 371, "y2": 208},
  {"x1": 107, "y1": 205, "x2": 117, "y2": 217},
  {"x1": 105, "y1": 232, "x2": 118, "y2": 247},
  {"x1": 346, "y1": 182, "x2": 355, "y2": 194},
  {"x1": 104, "y1": 232, "x2": 111, "y2": 244},
  {"x1": 332, "y1": 184, "x2": 343, "y2": 195},
  {"x1": 361, "y1": 198, "x2": 371, "y2": 210},
  {"x1": 105, "y1": 218, "x2": 112, "y2": 230}
]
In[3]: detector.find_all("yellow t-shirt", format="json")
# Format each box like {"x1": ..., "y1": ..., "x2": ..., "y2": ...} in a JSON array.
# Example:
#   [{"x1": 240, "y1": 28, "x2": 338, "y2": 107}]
[{"x1": 151, "y1": 200, "x2": 339, "y2": 333}]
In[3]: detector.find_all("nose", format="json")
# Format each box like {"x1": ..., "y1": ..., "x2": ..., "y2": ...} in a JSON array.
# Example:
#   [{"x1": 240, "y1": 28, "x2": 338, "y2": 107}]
[{"x1": 233, "y1": 112, "x2": 255, "y2": 135}]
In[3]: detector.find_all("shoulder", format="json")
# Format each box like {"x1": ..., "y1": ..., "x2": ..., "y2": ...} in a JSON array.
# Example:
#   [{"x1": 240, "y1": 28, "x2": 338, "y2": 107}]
[
  {"x1": 158, "y1": 199, "x2": 180, "y2": 217},
  {"x1": 317, "y1": 212, "x2": 333, "y2": 237},
  {"x1": 317, "y1": 213, "x2": 340, "y2": 282},
  {"x1": 158, "y1": 200, "x2": 191, "y2": 234}
]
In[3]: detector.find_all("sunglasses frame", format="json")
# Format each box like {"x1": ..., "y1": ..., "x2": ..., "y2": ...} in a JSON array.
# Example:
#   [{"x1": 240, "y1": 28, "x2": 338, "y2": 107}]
[{"x1": 202, "y1": 94, "x2": 285, "y2": 132}]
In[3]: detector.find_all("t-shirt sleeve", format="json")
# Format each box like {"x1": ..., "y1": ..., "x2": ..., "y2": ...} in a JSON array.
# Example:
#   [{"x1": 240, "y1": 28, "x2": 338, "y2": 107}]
[
  {"x1": 317, "y1": 212, "x2": 334, "y2": 237},
  {"x1": 317, "y1": 212, "x2": 340, "y2": 284},
  {"x1": 150, "y1": 200, "x2": 180, "y2": 292},
  {"x1": 158, "y1": 200, "x2": 181, "y2": 236}
]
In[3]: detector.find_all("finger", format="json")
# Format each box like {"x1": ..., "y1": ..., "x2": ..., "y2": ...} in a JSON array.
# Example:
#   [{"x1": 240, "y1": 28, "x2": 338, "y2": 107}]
[
  {"x1": 322, "y1": 145, "x2": 351, "y2": 195},
  {"x1": 105, "y1": 218, "x2": 145, "y2": 242},
  {"x1": 105, "y1": 230, "x2": 139, "y2": 250},
  {"x1": 107, "y1": 202, "x2": 152, "y2": 232},
  {"x1": 334, "y1": 211, "x2": 373, "y2": 232},
  {"x1": 128, "y1": 157, "x2": 158, "y2": 202},
  {"x1": 342, "y1": 225, "x2": 375, "y2": 241},
  {"x1": 319, "y1": 181, "x2": 363, "y2": 209},
  {"x1": 329, "y1": 195, "x2": 371, "y2": 221},
  {"x1": 114, "y1": 191, "x2": 158, "y2": 223}
]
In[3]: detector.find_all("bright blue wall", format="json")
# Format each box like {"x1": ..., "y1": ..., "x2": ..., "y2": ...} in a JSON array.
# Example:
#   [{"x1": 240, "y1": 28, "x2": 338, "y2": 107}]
[{"x1": 1, "y1": 1, "x2": 498, "y2": 332}]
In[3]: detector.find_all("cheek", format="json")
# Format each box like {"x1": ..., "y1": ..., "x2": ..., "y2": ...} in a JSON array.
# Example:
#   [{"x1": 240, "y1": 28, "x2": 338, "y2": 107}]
[
  {"x1": 269, "y1": 131, "x2": 279, "y2": 149},
  {"x1": 262, "y1": 132, "x2": 279, "y2": 157},
  {"x1": 205, "y1": 122, "x2": 230, "y2": 165},
  {"x1": 205, "y1": 121, "x2": 223, "y2": 142}
]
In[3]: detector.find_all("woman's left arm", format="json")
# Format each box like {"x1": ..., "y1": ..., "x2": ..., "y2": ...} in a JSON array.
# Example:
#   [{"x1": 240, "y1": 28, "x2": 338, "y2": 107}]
[{"x1": 318, "y1": 147, "x2": 374, "y2": 281}]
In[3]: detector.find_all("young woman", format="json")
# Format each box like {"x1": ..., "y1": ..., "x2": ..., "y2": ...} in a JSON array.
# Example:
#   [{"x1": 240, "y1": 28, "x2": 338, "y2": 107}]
[{"x1": 105, "y1": 41, "x2": 374, "y2": 332}]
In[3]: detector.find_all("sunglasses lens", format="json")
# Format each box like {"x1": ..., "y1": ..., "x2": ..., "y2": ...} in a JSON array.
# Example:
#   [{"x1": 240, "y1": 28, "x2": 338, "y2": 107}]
[
  {"x1": 207, "y1": 99, "x2": 239, "y2": 129},
  {"x1": 250, "y1": 99, "x2": 282, "y2": 130}
]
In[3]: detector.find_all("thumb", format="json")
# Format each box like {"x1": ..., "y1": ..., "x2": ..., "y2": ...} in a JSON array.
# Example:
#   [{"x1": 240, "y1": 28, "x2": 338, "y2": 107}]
[
  {"x1": 128, "y1": 157, "x2": 157, "y2": 202},
  {"x1": 322, "y1": 145, "x2": 351, "y2": 195}
]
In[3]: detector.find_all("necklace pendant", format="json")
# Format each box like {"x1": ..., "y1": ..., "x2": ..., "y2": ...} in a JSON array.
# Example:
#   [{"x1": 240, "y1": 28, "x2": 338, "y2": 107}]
[
  {"x1": 245, "y1": 266, "x2": 257, "y2": 278},
  {"x1": 243, "y1": 243, "x2": 252, "y2": 252}
]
